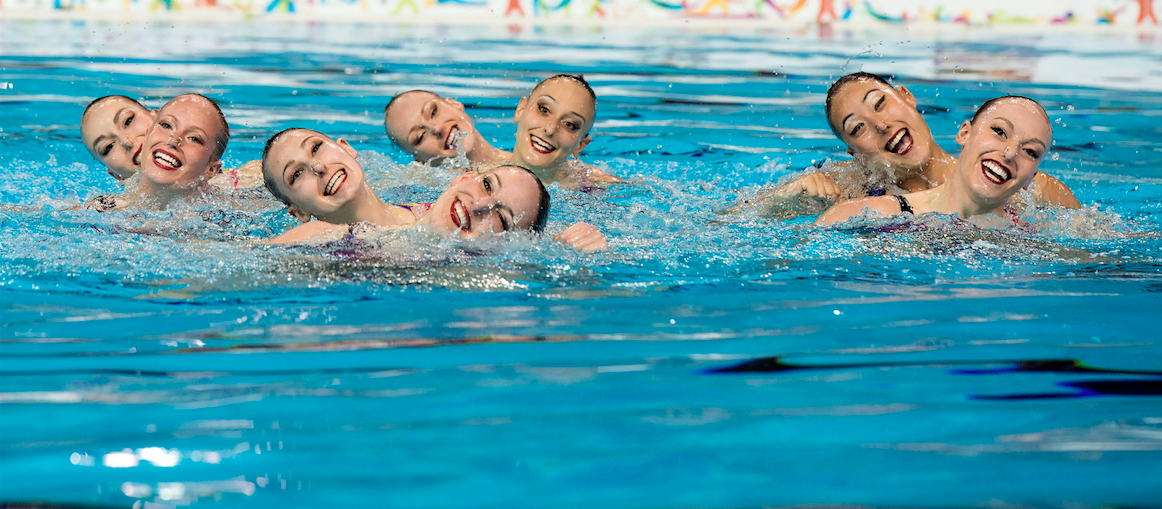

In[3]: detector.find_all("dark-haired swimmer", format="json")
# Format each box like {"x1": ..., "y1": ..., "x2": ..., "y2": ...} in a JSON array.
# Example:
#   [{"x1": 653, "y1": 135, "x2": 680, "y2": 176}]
[
  {"x1": 385, "y1": 75, "x2": 622, "y2": 192},
  {"x1": 81, "y1": 95, "x2": 262, "y2": 190},
  {"x1": 86, "y1": 94, "x2": 234, "y2": 211},
  {"x1": 817, "y1": 96, "x2": 1052, "y2": 226},
  {"x1": 753, "y1": 72, "x2": 1078, "y2": 216},
  {"x1": 263, "y1": 128, "x2": 607, "y2": 251}
]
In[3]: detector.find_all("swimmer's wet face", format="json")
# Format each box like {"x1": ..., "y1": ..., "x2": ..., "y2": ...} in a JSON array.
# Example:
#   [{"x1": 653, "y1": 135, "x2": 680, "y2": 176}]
[
  {"x1": 385, "y1": 91, "x2": 479, "y2": 164},
  {"x1": 139, "y1": 94, "x2": 228, "y2": 189},
  {"x1": 427, "y1": 165, "x2": 549, "y2": 237},
  {"x1": 262, "y1": 129, "x2": 366, "y2": 222},
  {"x1": 511, "y1": 75, "x2": 595, "y2": 172},
  {"x1": 81, "y1": 96, "x2": 153, "y2": 181},
  {"x1": 954, "y1": 96, "x2": 1052, "y2": 204},
  {"x1": 827, "y1": 74, "x2": 936, "y2": 170}
]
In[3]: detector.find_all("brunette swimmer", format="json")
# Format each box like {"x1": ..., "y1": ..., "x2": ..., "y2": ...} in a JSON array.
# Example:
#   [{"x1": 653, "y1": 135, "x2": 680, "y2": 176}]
[
  {"x1": 385, "y1": 74, "x2": 622, "y2": 192},
  {"x1": 754, "y1": 72, "x2": 1079, "y2": 215},
  {"x1": 81, "y1": 95, "x2": 262, "y2": 189},
  {"x1": 87, "y1": 94, "x2": 233, "y2": 211},
  {"x1": 262, "y1": 128, "x2": 607, "y2": 251},
  {"x1": 816, "y1": 96, "x2": 1053, "y2": 226}
]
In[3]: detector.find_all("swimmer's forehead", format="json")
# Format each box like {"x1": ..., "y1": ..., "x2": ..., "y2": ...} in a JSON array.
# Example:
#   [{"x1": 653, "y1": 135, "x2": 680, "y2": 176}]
[
  {"x1": 979, "y1": 99, "x2": 1053, "y2": 143},
  {"x1": 830, "y1": 79, "x2": 894, "y2": 123},
  {"x1": 83, "y1": 96, "x2": 141, "y2": 120},
  {"x1": 269, "y1": 129, "x2": 330, "y2": 162},
  {"x1": 158, "y1": 95, "x2": 215, "y2": 117},
  {"x1": 531, "y1": 79, "x2": 595, "y2": 117}
]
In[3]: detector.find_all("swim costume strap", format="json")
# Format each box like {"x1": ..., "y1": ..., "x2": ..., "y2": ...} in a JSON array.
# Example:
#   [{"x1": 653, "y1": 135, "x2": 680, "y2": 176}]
[{"x1": 895, "y1": 195, "x2": 914, "y2": 214}]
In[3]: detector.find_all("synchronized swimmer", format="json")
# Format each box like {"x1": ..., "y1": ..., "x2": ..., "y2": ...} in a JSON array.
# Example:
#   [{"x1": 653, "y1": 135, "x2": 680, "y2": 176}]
[{"x1": 77, "y1": 72, "x2": 1085, "y2": 251}]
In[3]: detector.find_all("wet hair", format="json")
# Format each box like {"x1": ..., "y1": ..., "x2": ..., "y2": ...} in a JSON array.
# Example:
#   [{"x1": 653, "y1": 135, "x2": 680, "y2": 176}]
[
  {"x1": 824, "y1": 71, "x2": 893, "y2": 136},
  {"x1": 82, "y1": 95, "x2": 146, "y2": 121},
  {"x1": 261, "y1": 127, "x2": 312, "y2": 206},
  {"x1": 531, "y1": 74, "x2": 597, "y2": 131},
  {"x1": 161, "y1": 94, "x2": 231, "y2": 162},
  {"x1": 971, "y1": 95, "x2": 1048, "y2": 125}
]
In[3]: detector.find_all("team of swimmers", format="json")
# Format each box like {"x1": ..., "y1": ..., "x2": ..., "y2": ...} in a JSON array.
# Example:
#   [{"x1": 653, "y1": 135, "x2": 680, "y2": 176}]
[{"x1": 78, "y1": 72, "x2": 1080, "y2": 250}]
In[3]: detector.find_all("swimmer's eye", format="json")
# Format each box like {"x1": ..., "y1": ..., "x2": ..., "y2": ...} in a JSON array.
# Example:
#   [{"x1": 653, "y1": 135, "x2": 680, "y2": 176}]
[
  {"x1": 100, "y1": 142, "x2": 114, "y2": 157},
  {"x1": 414, "y1": 132, "x2": 424, "y2": 146},
  {"x1": 483, "y1": 175, "x2": 493, "y2": 194},
  {"x1": 431, "y1": 104, "x2": 438, "y2": 118},
  {"x1": 874, "y1": 96, "x2": 884, "y2": 111},
  {"x1": 564, "y1": 121, "x2": 579, "y2": 131},
  {"x1": 537, "y1": 103, "x2": 550, "y2": 115},
  {"x1": 498, "y1": 211, "x2": 510, "y2": 232},
  {"x1": 310, "y1": 140, "x2": 322, "y2": 155},
  {"x1": 849, "y1": 123, "x2": 863, "y2": 137},
  {"x1": 991, "y1": 126, "x2": 1006, "y2": 138},
  {"x1": 159, "y1": 121, "x2": 172, "y2": 130},
  {"x1": 289, "y1": 167, "x2": 303, "y2": 185},
  {"x1": 189, "y1": 135, "x2": 203, "y2": 145},
  {"x1": 123, "y1": 113, "x2": 135, "y2": 128},
  {"x1": 1024, "y1": 148, "x2": 1040, "y2": 159}
]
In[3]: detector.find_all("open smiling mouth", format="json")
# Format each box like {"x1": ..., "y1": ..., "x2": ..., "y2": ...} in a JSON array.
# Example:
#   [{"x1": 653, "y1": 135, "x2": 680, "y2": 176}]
[
  {"x1": 530, "y1": 134, "x2": 556, "y2": 154},
  {"x1": 152, "y1": 149, "x2": 182, "y2": 171},
  {"x1": 450, "y1": 198, "x2": 471, "y2": 232},
  {"x1": 981, "y1": 159, "x2": 1013, "y2": 185},
  {"x1": 444, "y1": 127, "x2": 463, "y2": 151},
  {"x1": 132, "y1": 144, "x2": 143, "y2": 166},
  {"x1": 324, "y1": 169, "x2": 347, "y2": 197},
  {"x1": 885, "y1": 128, "x2": 913, "y2": 155}
]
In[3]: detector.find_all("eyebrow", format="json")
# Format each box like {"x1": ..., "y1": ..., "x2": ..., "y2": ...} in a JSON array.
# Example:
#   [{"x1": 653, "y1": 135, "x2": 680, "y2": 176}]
[
  {"x1": 281, "y1": 135, "x2": 312, "y2": 180},
  {"x1": 91, "y1": 134, "x2": 112, "y2": 153},
  {"x1": 492, "y1": 173, "x2": 512, "y2": 231},
  {"x1": 841, "y1": 89, "x2": 881, "y2": 131},
  {"x1": 112, "y1": 107, "x2": 131, "y2": 127}
]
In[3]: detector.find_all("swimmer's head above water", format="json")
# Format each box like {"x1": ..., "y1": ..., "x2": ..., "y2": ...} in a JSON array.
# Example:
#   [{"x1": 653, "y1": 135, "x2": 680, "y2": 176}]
[
  {"x1": 81, "y1": 95, "x2": 155, "y2": 181},
  {"x1": 825, "y1": 71, "x2": 940, "y2": 171},
  {"x1": 263, "y1": 128, "x2": 550, "y2": 237},
  {"x1": 511, "y1": 74, "x2": 596, "y2": 175},
  {"x1": 385, "y1": 90, "x2": 493, "y2": 165},
  {"x1": 137, "y1": 94, "x2": 230, "y2": 193}
]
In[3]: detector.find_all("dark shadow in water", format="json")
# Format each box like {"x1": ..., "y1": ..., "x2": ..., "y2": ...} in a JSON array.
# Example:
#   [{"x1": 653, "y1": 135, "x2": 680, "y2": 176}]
[{"x1": 973, "y1": 380, "x2": 1162, "y2": 400}]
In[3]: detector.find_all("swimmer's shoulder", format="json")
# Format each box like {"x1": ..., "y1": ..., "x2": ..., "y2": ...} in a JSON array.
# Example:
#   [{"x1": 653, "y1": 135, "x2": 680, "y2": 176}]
[
  {"x1": 269, "y1": 221, "x2": 346, "y2": 245},
  {"x1": 815, "y1": 195, "x2": 901, "y2": 225},
  {"x1": 1032, "y1": 172, "x2": 1081, "y2": 209},
  {"x1": 210, "y1": 159, "x2": 264, "y2": 190}
]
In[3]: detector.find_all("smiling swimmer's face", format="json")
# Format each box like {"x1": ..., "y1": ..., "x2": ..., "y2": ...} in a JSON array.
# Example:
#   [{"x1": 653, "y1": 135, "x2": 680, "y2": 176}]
[
  {"x1": 426, "y1": 165, "x2": 544, "y2": 238},
  {"x1": 511, "y1": 78, "x2": 594, "y2": 172},
  {"x1": 263, "y1": 129, "x2": 367, "y2": 222},
  {"x1": 828, "y1": 79, "x2": 936, "y2": 170},
  {"x1": 81, "y1": 96, "x2": 154, "y2": 181},
  {"x1": 138, "y1": 95, "x2": 226, "y2": 188},
  {"x1": 385, "y1": 91, "x2": 480, "y2": 165},
  {"x1": 953, "y1": 97, "x2": 1052, "y2": 205}
]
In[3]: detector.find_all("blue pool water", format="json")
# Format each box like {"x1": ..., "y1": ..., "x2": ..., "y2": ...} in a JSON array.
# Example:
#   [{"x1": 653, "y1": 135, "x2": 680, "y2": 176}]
[{"x1": 1, "y1": 21, "x2": 1161, "y2": 508}]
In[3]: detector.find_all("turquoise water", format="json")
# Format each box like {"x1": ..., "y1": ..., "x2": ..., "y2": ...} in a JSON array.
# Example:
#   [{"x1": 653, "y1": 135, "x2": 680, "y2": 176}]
[{"x1": 1, "y1": 21, "x2": 1161, "y2": 508}]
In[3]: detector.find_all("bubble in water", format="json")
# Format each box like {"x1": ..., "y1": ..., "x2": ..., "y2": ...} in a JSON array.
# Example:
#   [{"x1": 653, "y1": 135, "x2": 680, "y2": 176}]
[{"x1": 1066, "y1": 105, "x2": 1075, "y2": 111}]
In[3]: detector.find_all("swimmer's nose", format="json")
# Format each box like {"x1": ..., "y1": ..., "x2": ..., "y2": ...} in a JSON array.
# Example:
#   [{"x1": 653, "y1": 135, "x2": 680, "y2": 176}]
[
  {"x1": 309, "y1": 159, "x2": 325, "y2": 175},
  {"x1": 469, "y1": 196, "x2": 498, "y2": 216},
  {"x1": 1002, "y1": 144, "x2": 1017, "y2": 161},
  {"x1": 543, "y1": 121, "x2": 557, "y2": 136},
  {"x1": 874, "y1": 120, "x2": 890, "y2": 134}
]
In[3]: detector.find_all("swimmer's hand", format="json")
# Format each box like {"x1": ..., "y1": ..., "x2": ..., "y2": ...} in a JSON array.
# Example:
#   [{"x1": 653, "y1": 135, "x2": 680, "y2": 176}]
[
  {"x1": 772, "y1": 173, "x2": 842, "y2": 201},
  {"x1": 85, "y1": 194, "x2": 129, "y2": 213},
  {"x1": 553, "y1": 222, "x2": 607, "y2": 253}
]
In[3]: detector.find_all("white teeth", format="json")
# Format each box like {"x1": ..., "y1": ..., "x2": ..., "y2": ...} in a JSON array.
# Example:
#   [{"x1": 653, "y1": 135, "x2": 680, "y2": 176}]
[
  {"x1": 454, "y1": 200, "x2": 469, "y2": 230},
  {"x1": 983, "y1": 160, "x2": 1011, "y2": 182},
  {"x1": 531, "y1": 136, "x2": 554, "y2": 152},
  {"x1": 324, "y1": 169, "x2": 346, "y2": 196},
  {"x1": 445, "y1": 128, "x2": 463, "y2": 150},
  {"x1": 887, "y1": 130, "x2": 906, "y2": 152},
  {"x1": 153, "y1": 151, "x2": 180, "y2": 168}
]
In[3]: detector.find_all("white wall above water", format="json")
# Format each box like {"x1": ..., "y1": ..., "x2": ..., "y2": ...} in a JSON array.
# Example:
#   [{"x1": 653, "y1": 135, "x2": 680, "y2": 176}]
[{"x1": 1, "y1": 0, "x2": 1160, "y2": 28}]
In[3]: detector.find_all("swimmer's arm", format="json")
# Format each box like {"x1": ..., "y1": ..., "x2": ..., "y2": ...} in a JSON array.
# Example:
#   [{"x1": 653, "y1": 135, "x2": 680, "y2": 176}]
[
  {"x1": 268, "y1": 221, "x2": 347, "y2": 245},
  {"x1": 210, "y1": 159, "x2": 264, "y2": 190},
  {"x1": 582, "y1": 163, "x2": 625, "y2": 183},
  {"x1": 1033, "y1": 172, "x2": 1081, "y2": 209},
  {"x1": 815, "y1": 196, "x2": 898, "y2": 226},
  {"x1": 83, "y1": 194, "x2": 130, "y2": 213},
  {"x1": 730, "y1": 171, "x2": 844, "y2": 219},
  {"x1": 553, "y1": 222, "x2": 607, "y2": 253}
]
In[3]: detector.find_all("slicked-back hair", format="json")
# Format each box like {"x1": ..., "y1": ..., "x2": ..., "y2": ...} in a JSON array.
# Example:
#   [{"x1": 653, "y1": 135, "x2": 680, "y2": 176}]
[
  {"x1": 824, "y1": 71, "x2": 893, "y2": 135},
  {"x1": 383, "y1": 89, "x2": 438, "y2": 150},
  {"x1": 261, "y1": 127, "x2": 313, "y2": 206},
  {"x1": 476, "y1": 162, "x2": 552, "y2": 233},
  {"x1": 162, "y1": 93, "x2": 231, "y2": 162},
  {"x1": 971, "y1": 95, "x2": 1048, "y2": 125},
  {"x1": 82, "y1": 95, "x2": 146, "y2": 121}
]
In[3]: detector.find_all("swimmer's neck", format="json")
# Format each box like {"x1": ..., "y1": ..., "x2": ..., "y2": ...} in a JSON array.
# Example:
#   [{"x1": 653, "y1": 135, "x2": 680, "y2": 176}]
[
  {"x1": 467, "y1": 136, "x2": 511, "y2": 165},
  {"x1": 134, "y1": 178, "x2": 214, "y2": 209},
  {"x1": 909, "y1": 145, "x2": 957, "y2": 190},
  {"x1": 909, "y1": 176, "x2": 1012, "y2": 219},
  {"x1": 320, "y1": 185, "x2": 415, "y2": 227}
]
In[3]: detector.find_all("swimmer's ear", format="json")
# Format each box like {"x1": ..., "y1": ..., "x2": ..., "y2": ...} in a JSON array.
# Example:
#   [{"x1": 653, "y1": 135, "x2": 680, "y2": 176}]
[
  {"x1": 573, "y1": 135, "x2": 591, "y2": 157},
  {"x1": 204, "y1": 161, "x2": 223, "y2": 180},
  {"x1": 897, "y1": 85, "x2": 917, "y2": 108},
  {"x1": 514, "y1": 96, "x2": 528, "y2": 122},
  {"x1": 287, "y1": 205, "x2": 312, "y2": 224},
  {"x1": 847, "y1": 148, "x2": 855, "y2": 156},
  {"x1": 447, "y1": 97, "x2": 465, "y2": 111},
  {"x1": 954, "y1": 120, "x2": 972, "y2": 146},
  {"x1": 336, "y1": 138, "x2": 358, "y2": 158}
]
